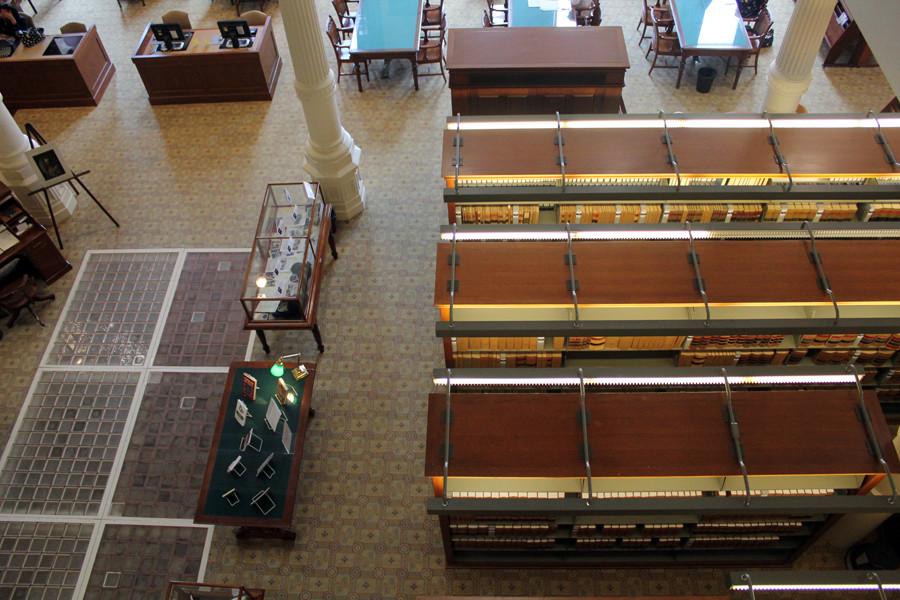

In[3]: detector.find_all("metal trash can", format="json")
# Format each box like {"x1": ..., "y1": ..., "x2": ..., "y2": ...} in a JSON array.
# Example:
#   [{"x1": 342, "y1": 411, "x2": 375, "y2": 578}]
[{"x1": 696, "y1": 67, "x2": 716, "y2": 93}]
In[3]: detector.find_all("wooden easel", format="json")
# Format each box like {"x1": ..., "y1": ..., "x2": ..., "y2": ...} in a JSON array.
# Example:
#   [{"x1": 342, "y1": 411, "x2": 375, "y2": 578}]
[{"x1": 24, "y1": 123, "x2": 119, "y2": 249}]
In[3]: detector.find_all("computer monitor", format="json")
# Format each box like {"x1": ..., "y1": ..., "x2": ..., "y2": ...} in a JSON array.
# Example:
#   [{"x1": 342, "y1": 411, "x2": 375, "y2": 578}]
[
  {"x1": 150, "y1": 22, "x2": 187, "y2": 52},
  {"x1": 217, "y1": 20, "x2": 256, "y2": 49}
]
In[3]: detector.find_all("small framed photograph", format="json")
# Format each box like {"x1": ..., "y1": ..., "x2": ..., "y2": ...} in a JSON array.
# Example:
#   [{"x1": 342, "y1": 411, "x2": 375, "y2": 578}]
[{"x1": 24, "y1": 144, "x2": 70, "y2": 189}]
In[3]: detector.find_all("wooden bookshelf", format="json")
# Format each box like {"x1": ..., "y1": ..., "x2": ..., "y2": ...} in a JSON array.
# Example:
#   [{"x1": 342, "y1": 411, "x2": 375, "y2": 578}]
[
  {"x1": 440, "y1": 113, "x2": 900, "y2": 225},
  {"x1": 424, "y1": 383, "x2": 900, "y2": 566},
  {"x1": 822, "y1": 1, "x2": 877, "y2": 68}
]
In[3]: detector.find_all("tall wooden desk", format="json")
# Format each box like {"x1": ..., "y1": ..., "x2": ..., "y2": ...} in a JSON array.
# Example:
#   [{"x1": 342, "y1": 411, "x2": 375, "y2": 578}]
[
  {"x1": 0, "y1": 27, "x2": 115, "y2": 113},
  {"x1": 131, "y1": 17, "x2": 282, "y2": 105},
  {"x1": 0, "y1": 185, "x2": 71, "y2": 285},
  {"x1": 446, "y1": 27, "x2": 629, "y2": 116}
]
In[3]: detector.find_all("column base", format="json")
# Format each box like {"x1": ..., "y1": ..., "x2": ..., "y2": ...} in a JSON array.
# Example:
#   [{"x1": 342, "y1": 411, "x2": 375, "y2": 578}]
[
  {"x1": 303, "y1": 142, "x2": 365, "y2": 221},
  {"x1": 763, "y1": 64, "x2": 812, "y2": 113}
]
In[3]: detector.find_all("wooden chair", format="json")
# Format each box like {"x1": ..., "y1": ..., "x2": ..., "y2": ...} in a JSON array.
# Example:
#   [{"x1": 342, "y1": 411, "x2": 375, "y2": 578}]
[
  {"x1": 422, "y1": 2, "x2": 442, "y2": 30},
  {"x1": 233, "y1": 0, "x2": 267, "y2": 16},
  {"x1": 728, "y1": 7, "x2": 772, "y2": 89},
  {"x1": 117, "y1": 0, "x2": 146, "y2": 8},
  {"x1": 485, "y1": 0, "x2": 507, "y2": 26},
  {"x1": 59, "y1": 22, "x2": 87, "y2": 34},
  {"x1": 575, "y1": 0, "x2": 601, "y2": 26},
  {"x1": 646, "y1": 7, "x2": 683, "y2": 86},
  {"x1": 0, "y1": 260, "x2": 54, "y2": 329},
  {"x1": 637, "y1": 0, "x2": 667, "y2": 45},
  {"x1": 416, "y1": 13, "x2": 446, "y2": 82},
  {"x1": 326, "y1": 15, "x2": 368, "y2": 92},
  {"x1": 332, "y1": 0, "x2": 356, "y2": 29},
  {"x1": 239, "y1": 10, "x2": 268, "y2": 26},
  {"x1": 161, "y1": 10, "x2": 192, "y2": 30},
  {"x1": 482, "y1": 9, "x2": 492, "y2": 27}
]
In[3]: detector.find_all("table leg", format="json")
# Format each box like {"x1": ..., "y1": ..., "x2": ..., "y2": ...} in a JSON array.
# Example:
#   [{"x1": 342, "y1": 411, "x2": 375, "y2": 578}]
[
  {"x1": 255, "y1": 330, "x2": 271, "y2": 354},
  {"x1": 328, "y1": 229, "x2": 338, "y2": 260},
  {"x1": 732, "y1": 53, "x2": 745, "y2": 89},
  {"x1": 355, "y1": 63, "x2": 363, "y2": 92},
  {"x1": 381, "y1": 59, "x2": 392, "y2": 79},
  {"x1": 675, "y1": 56, "x2": 686, "y2": 89},
  {"x1": 312, "y1": 324, "x2": 325, "y2": 353},
  {"x1": 411, "y1": 58, "x2": 419, "y2": 91}
]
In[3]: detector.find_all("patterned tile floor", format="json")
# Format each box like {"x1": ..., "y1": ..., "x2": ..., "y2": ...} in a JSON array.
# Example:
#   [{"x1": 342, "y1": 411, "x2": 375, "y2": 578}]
[
  {"x1": 0, "y1": 521, "x2": 93, "y2": 600},
  {"x1": 83, "y1": 525, "x2": 207, "y2": 599},
  {"x1": 0, "y1": 370, "x2": 139, "y2": 516},
  {"x1": 43, "y1": 252, "x2": 178, "y2": 367},
  {"x1": 112, "y1": 371, "x2": 228, "y2": 519},
  {"x1": 0, "y1": 0, "x2": 895, "y2": 598},
  {"x1": 153, "y1": 252, "x2": 250, "y2": 368}
]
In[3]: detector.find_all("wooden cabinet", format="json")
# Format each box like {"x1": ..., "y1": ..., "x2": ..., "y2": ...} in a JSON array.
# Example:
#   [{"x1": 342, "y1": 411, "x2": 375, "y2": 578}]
[
  {"x1": 822, "y1": 1, "x2": 876, "y2": 67},
  {"x1": 446, "y1": 27, "x2": 629, "y2": 116},
  {"x1": 0, "y1": 191, "x2": 71, "y2": 284}
]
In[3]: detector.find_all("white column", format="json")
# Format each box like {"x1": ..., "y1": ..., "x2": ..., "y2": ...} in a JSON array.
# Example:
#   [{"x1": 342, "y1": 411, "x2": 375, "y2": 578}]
[
  {"x1": 763, "y1": 0, "x2": 836, "y2": 113},
  {"x1": 0, "y1": 94, "x2": 77, "y2": 224},
  {"x1": 281, "y1": 0, "x2": 365, "y2": 221}
]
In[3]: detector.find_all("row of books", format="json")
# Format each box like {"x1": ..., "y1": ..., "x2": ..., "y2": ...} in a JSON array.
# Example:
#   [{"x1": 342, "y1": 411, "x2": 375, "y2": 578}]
[
  {"x1": 457, "y1": 201, "x2": 900, "y2": 224},
  {"x1": 799, "y1": 333, "x2": 900, "y2": 349},
  {"x1": 451, "y1": 352, "x2": 562, "y2": 368},
  {"x1": 566, "y1": 335, "x2": 686, "y2": 350},
  {"x1": 815, "y1": 349, "x2": 896, "y2": 365},
  {"x1": 689, "y1": 334, "x2": 785, "y2": 348},
  {"x1": 676, "y1": 350, "x2": 795, "y2": 367}
]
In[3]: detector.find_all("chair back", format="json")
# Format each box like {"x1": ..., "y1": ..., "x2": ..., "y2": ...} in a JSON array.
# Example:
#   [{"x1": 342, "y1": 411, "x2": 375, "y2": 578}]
[
  {"x1": 60, "y1": 22, "x2": 87, "y2": 34},
  {"x1": 422, "y1": 5, "x2": 441, "y2": 26},
  {"x1": 325, "y1": 15, "x2": 343, "y2": 51},
  {"x1": 239, "y1": 11, "x2": 268, "y2": 26},
  {"x1": 650, "y1": 6, "x2": 678, "y2": 52},
  {"x1": 161, "y1": 10, "x2": 192, "y2": 30},
  {"x1": 332, "y1": 0, "x2": 352, "y2": 18},
  {"x1": 752, "y1": 7, "x2": 773, "y2": 38}
]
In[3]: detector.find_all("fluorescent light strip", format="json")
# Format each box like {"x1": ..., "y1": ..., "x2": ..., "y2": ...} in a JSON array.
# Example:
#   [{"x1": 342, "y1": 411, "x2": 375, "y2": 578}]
[
  {"x1": 731, "y1": 584, "x2": 900, "y2": 591},
  {"x1": 433, "y1": 374, "x2": 858, "y2": 387},
  {"x1": 439, "y1": 229, "x2": 900, "y2": 242},
  {"x1": 446, "y1": 117, "x2": 900, "y2": 132}
]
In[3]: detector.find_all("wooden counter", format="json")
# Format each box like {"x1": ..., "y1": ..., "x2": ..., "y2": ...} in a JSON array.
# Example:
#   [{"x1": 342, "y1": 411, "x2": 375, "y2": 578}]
[
  {"x1": 0, "y1": 27, "x2": 115, "y2": 112},
  {"x1": 446, "y1": 27, "x2": 629, "y2": 115},
  {"x1": 131, "y1": 16, "x2": 281, "y2": 105}
]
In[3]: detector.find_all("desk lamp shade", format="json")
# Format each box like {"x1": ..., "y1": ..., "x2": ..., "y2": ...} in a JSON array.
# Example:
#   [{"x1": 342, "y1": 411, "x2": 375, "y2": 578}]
[{"x1": 270, "y1": 357, "x2": 285, "y2": 378}]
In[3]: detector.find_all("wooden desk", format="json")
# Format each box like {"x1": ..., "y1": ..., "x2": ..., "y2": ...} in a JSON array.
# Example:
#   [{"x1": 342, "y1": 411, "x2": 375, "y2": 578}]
[
  {"x1": 669, "y1": 0, "x2": 752, "y2": 89},
  {"x1": 131, "y1": 17, "x2": 282, "y2": 105},
  {"x1": 446, "y1": 27, "x2": 629, "y2": 115},
  {"x1": 0, "y1": 27, "x2": 115, "y2": 112},
  {"x1": 195, "y1": 361, "x2": 316, "y2": 540},
  {"x1": 0, "y1": 188, "x2": 71, "y2": 285}
]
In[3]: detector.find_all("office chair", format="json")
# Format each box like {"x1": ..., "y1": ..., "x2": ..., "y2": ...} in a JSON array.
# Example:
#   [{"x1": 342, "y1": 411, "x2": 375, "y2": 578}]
[
  {"x1": 161, "y1": 10, "x2": 193, "y2": 30},
  {"x1": 60, "y1": 22, "x2": 88, "y2": 34},
  {"x1": 239, "y1": 10, "x2": 268, "y2": 26},
  {"x1": 0, "y1": 259, "x2": 55, "y2": 329}
]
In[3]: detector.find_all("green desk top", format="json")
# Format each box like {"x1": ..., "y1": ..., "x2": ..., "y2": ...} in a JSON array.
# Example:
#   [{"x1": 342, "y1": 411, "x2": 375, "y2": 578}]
[
  {"x1": 671, "y1": 0, "x2": 752, "y2": 51},
  {"x1": 196, "y1": 364, "x2": 313, "y2": 527}
]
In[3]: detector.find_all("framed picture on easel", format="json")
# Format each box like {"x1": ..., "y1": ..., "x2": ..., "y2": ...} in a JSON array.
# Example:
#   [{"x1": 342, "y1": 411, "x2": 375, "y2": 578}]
[{"x1": 24, "y1": 144, "x2": 71, "y2": 189}]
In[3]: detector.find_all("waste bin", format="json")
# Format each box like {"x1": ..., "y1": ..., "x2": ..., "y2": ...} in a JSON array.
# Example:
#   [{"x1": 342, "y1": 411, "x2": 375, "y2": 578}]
[{"x1": 696, "y1": 67, "x2": 716, "y2": 93}]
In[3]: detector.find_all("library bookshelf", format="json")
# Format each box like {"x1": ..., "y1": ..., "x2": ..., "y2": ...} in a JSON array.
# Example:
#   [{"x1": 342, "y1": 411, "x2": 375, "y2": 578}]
[
  {"x1": 424, "y1": 367, "x2": 900, "y2": 566},
  {"x1": 440, "y1": 113, "x2": 900, "y2": 226}
]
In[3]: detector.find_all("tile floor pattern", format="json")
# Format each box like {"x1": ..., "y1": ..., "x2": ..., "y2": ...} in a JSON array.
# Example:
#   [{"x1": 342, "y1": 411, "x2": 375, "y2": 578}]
[
  {"x1": 0, "y1": 521, "x2": 93, "y2": 600},
  {"x1": 0, "y1": 0, "x2": 895, "y2": 597},
  {"x1": 153, "y1": 252, "x2": 250, "y2": 368},
  {"x1": 44, "y1": 252, "x2": 179, "y2": 367},
  {"x1": 111, "y1": 371, "x2": 229, "y2": 519},
  {"x1": 83, "y1": 525, "x2": 207, "y2": 599},
  {"x1": 0, "y1": 370, "x2": 139, "y2": 516}
]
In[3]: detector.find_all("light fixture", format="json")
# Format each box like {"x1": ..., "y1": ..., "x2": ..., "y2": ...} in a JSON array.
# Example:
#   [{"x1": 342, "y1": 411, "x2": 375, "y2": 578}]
[
  {"x1": 255, "y1": 275, "x2": 267, "y2": 289},
  {"x1": 728, "y1": 571, "x2": 900, "y2": 595},
  {"x1": 431, "y1": 367, "x2": 859, "y2": 388},
  {"x1": 269, "y1": 352, "x2": 307, "y2": 380}
]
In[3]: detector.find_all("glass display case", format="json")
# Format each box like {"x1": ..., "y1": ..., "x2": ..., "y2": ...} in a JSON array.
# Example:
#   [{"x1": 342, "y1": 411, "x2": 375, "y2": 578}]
[{"x1": 241, "y1": 183, "x2": 337, "y2": 353}]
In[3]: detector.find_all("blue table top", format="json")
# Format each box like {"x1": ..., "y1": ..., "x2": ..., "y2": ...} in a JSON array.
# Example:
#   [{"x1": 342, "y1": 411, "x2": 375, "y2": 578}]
[
  {"x1": 509, "y1": 0, "x2": 577, "y2": 27},
  {"x1": 670, "y1": 0, "x2": 752, "y2": 50},
  {"x1": 351, "y1": 0, "x2": 423, "y2": 54}
]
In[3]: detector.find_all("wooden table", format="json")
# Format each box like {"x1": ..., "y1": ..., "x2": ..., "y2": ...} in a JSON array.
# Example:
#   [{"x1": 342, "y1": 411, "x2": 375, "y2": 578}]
[
  {"x1": 349, "y1": 0, "x2": 424, "y2": 91},
  {"x1": 0, "y1": 26, "x2": 115, "y2": 112},
  {"x1": 508, "y1": 0, "x2": 576, "y2": 27},
  {"x1": 669, "y1": 0, "x2": 752, "y2": 89},
  {"x1": 194, "y1": 361, "x2": 316, "y2": 540},
  {"x1": 446, "y1": 27, "x2": 629, "y2": 115},
  {"x1": 131, "y1": 16, "x2": 281, "y2": 104}
]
